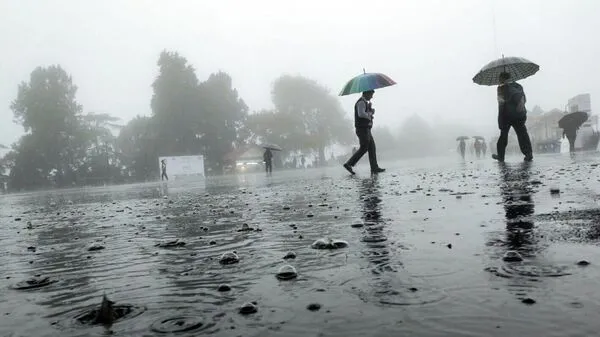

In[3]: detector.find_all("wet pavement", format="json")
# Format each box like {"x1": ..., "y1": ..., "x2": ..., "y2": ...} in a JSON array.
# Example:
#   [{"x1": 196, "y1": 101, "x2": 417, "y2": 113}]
[{"x1": 3, "y1": 153, "x2": 600, "y2": 336}]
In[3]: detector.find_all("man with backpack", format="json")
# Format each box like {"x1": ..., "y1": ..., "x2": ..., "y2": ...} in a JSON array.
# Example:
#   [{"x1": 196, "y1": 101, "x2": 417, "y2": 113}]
[
  {"x1": 343, "y1": 90, "x2": 386, "y2": 175},
  {"x1": 492, "y1": 72, "x2": 533, "y2": 162}
]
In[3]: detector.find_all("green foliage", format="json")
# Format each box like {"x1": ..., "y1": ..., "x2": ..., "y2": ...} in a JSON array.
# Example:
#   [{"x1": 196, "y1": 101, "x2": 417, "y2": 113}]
[
  {"x1": 246, "y1": 75, "x2": 352, "y2": 164},
  {"x1": 2, "y1": 52, "x2": 355, "y2": 189},
  {"x1": 4, "y1": 65, "x2": 128, "y2": 190},
  {"x1": 198, "y1": 71, "x2": 248, "y2": 170},
  {"x1": 150, "y1": 51, "x2": 248, "y2": 172},
  {"x1": 151, "y1": 50, "x2": 202, "y2": 156},
  {"x1": 117, "y1": 115, "x2": 158, "y2": 181}
]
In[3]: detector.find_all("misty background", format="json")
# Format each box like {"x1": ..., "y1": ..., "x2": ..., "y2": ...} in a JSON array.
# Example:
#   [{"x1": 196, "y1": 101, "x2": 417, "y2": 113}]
[{"x1": 0, "y1": 0, "x2": 598, "y2": 188}]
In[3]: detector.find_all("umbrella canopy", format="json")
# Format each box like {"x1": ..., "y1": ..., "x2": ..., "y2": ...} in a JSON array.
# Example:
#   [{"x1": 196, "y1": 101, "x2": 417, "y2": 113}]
[
  {"x1": 456, "y1": 136, "x2": 469, "y2": 141},
  {"x1": 261, "y1": 143, "x2": 282, "y2": 151},
  {"x1": 339, "y1": 72, "x2": 396, "y2": 96},
  {"x1": 472, "y1": 56, "x2": 540, "y2": 86},
  {"x1": 558, "y1": 111, "x2": 588, "y2": 130},
  {"x1": 473, "y1": 136, "x2": 485, "y2": 141}
]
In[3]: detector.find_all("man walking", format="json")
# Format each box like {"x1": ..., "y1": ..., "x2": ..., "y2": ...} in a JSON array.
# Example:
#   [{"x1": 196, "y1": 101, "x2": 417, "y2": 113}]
[
  {"x1": 161, "y1": 159, "x2": 168, "y2": 181},
  {"x1": 263, "y1": 148, "x2": 273, "y2": 174},
  {"x1": 343, "y1": 90, "x2": 385, "y2": 175},
  {"x1": 492, "y1": 72, "x2": 533, "y2": 162},
  {"x1": 562, "y1": 126, "x2": 578, "y2": 153}
]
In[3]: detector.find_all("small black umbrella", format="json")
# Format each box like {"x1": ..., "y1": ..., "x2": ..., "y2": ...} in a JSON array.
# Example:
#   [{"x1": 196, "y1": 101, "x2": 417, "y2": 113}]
[
  {"x1": 456, "y1": 136, "x2": 469, "y2": 141},
  {"x1": 558, "y1": 111, "x2": 588, "y2": 130},
  {"x1": 261, "y1": 143, "x2": 282, "y2": 151}
]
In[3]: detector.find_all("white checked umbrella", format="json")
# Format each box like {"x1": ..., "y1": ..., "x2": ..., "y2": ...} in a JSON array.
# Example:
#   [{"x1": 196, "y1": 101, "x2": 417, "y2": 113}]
[{"x1": 472, "y1": 56, "x2": 540, "y2": 86}]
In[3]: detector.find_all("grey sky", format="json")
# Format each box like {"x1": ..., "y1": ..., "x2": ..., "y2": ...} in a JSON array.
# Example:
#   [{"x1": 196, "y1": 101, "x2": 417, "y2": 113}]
[{"x1": 1, "y1": 0, "x2": 598, "y2": 147}]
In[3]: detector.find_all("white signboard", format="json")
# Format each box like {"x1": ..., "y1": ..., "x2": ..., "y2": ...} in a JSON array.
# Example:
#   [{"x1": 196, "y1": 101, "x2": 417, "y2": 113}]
[
  {"x1": 158, "y1": 155, "x2": 205, "y2": 179},
  {"x1": 568, "y1": 93, "x2": 591, "y2": 113}
]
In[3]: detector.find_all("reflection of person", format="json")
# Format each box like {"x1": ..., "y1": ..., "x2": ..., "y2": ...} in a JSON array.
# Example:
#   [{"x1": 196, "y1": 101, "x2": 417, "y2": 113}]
[
  {"x1": 343, "y1": 90, "x2": 385, "y2": 175},
  {"x1": 562, "y1": 127, "x2": 578, "y2": 153},
  {"x1": 482, "y1": 140, "x2": 487, "y2": 156},
  {"x1": 474, "y1": 140, "x2": 482, "y2": 159},
  {"x1": 497, "y1": 162, "x2": 537, "y2": 257},
  {"x1": 458, "y1": 139, "x2": 466, "y2": 159},
  {"x1": 359, "y1": 176, "x2": 391, "y2": 267},
  {"x1": 263, "y1": 148, "x2": 273, "y2": 174},
  {"x1": 492, "y1": 72, "x2": 533, "y2": 162},
  {"x1": 360, "y1": 177, "x2": 383, "y2": 223},
  {"x1": 161, "y1": 159, "x2": 168, "y2": 181}
]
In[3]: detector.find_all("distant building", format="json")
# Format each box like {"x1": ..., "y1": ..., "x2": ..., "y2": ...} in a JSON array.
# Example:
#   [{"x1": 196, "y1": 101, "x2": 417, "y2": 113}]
[
  {"x1": 527, "y1": 108, "x2": 563, "y2": 153},
  {"x1": 568, "y1": 93, "x2": 591, "y2": 113},
  {"x1": 527, "y1": 93, "x2": 597, "y2": 154}
]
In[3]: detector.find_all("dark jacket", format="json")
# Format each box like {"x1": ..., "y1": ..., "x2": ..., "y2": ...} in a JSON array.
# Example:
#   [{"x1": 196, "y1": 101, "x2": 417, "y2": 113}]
[
  {"x1": 498, "y1": 82, "x2": 527, "y2": 128},
  {"x1": 263, "y1": 150, "x2": 273, "y2": 162},
  {"x1": 354, "y1": 97, "x2": 373, "y2": 129}
]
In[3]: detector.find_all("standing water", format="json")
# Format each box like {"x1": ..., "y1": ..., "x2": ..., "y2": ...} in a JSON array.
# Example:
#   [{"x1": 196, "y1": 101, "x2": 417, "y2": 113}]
[{"x1": 2, "y1": 153, "x2": 600, "y2": 336}]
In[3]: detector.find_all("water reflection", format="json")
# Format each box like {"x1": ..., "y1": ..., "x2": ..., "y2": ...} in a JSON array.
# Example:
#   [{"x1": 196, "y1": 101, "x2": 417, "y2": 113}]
[
  {"x1": 498, "y1": 162, "x2": 538, "y2": 258},
  {"x1": 357, "y1": 176, "x2": 394, "y2": 282}
]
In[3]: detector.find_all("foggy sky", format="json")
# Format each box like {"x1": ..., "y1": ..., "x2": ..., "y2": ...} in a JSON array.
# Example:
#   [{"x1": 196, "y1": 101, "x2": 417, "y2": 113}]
[{"x1": 1, "y1": 0, "x2": 598, "y2": 147}]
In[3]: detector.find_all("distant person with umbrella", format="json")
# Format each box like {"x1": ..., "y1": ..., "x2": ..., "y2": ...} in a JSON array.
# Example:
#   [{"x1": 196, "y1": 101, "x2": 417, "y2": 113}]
[
  {"x1": 474, "y1": 139, "x2": 482, "y2": 158},
  {"x1": 456, "y1": 136, "x2": 468, "y2": 159},
  {"x1": 263, "y1": 148, "x2": 273, "y2": 174},
  {"x1": 340, "y1": 71, "x2": 395, "y2": 175},
  {"x1": 473, "y1": 136, "x2": 485, "y2": 159},
  {"x1": 559, "y1": 111, "x2": 588, "y2": 153},
  {"x1": 161, "y1": 159, "x2": 168, "y2": 181},
  {"x1": 473, "y1": 56, "x2": 537, "y2": 162},
  {"x1": 261, "y1": 143, "x2": 281, "y2": 174},
  {"x1": 482, "y1": 139, "x2": 487, "y2": 156}
]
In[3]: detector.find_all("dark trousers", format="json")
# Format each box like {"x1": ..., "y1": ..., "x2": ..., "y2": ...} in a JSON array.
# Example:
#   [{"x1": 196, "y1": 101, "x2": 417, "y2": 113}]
[
  {"x1": 497, "y1": 119, "x2": 532, "y2": 160},
  {"x1": 265, "y1": 161, "x2": 272, "y2": 173},
  {"x1": 565, "y1": 130, "x2": 577, "y2": 152},
  {"x1": 346, "y1": 127, "x2": 379, "y2": 169},
  {"x1": 161, "y1": 171, "x2": 168, "y2": 181}
]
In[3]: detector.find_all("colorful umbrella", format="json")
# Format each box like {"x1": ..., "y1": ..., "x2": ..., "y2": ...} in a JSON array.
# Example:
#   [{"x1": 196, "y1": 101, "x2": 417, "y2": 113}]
[
  {"x1": 558, "y1": 111, "x2": 588, "y2": 130},
  {"x1": 472, "y1": 56, "x2": 539, "y2": 86},
  {"x1": 339, "y1": 71, "x2": 396, "y2": 96}
]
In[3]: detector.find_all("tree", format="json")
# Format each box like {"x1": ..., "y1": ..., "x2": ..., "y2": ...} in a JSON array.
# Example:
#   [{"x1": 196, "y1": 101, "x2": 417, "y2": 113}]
[
  {"x1": 3, "y1": 65, "x2": 128, "y2": 190},
  {"x1": 151, "y1": 50, "x2": 202, "y2": 157},
  {"x1": 150, "y1": 51, "x2": 248, "y2": 174},
  {"x1": 77, "y1": 113, "x2": 124, "y2": 185},
  {"x1": 271, "y1": 75, "x2": 352, "y2": 165},
  {"x1": 198, "y1": 71, "x2": 248, "y2": 171},
  {"x1": 117, "y1": 116, "x2": 158, "y2": 181},
  {"x1": 8, "y1": 65, "x2": 84, "y2": 188}
]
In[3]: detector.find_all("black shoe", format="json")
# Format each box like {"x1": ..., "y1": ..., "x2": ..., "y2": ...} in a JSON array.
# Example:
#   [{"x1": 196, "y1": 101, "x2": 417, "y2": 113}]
[
  {"x1": 492, "y1": 154, "x2": 504, "y2": 162},
  {"x1": 343, "y1": 163, "x2": 355, "y2": 175},
  {"x1": 371, "y1": 167, "x2": 386, "y2": 174},
  {"x1": 524, "y1": 154, "x2": 533, "y2": 162}
]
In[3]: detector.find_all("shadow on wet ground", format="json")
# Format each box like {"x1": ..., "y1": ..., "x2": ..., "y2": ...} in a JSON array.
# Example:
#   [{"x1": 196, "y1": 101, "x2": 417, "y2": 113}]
[{"x1": 3, "y1": 153, "x2": 600, "y2": 336}]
